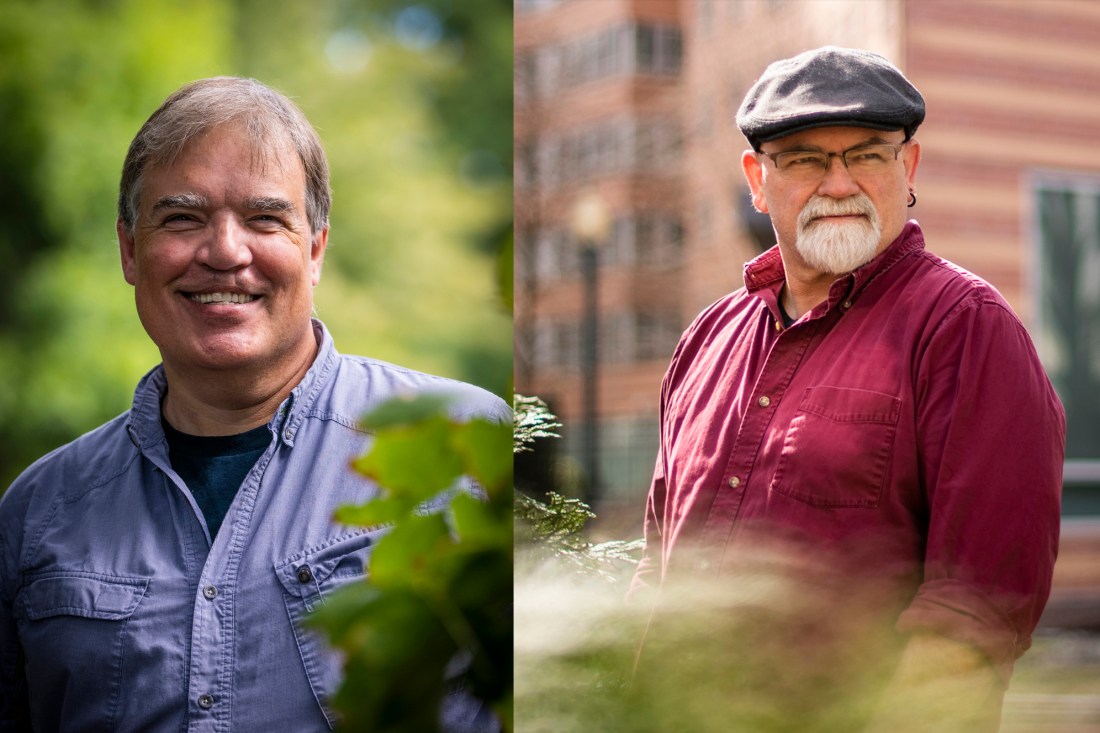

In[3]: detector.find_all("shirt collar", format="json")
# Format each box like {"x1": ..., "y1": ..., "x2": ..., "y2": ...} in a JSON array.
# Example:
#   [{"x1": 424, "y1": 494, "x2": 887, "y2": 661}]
[
  {"x1": 126, "y1": 318, "x2": 339, "y2": 451},
  {"x1": 744, "y1": 220, "x2": 926, "y2": 321}
]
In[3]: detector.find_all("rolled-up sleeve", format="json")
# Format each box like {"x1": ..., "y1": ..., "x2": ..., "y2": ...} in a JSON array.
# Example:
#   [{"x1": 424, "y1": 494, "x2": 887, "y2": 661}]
[{"x1": 899, "y1": 297, "x2": 1065, "y2": 680}]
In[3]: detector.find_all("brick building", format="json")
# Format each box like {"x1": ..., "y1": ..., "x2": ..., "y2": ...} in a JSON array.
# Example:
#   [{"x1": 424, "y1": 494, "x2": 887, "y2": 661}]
[{"x1": 514, "y1": 0, "x2": 1100, "y2": 546}]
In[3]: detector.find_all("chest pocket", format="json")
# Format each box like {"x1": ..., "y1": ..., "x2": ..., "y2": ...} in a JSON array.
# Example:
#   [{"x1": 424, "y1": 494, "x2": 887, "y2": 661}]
[
  {"x1": 276, "y1": 530, "x2": 381, "y2": 730},
  {"x1": 770, "y1": 386, "x2": 901, "y2": 508},
  {"x1": 17, "y1": 572, "x2": 148, "y2": 731}
]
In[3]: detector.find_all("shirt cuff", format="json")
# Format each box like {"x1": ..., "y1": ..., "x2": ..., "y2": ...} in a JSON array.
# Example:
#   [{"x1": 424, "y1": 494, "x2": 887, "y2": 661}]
[{"x1": 896, "y1": 578, "x2": 1026, "y2": 683}]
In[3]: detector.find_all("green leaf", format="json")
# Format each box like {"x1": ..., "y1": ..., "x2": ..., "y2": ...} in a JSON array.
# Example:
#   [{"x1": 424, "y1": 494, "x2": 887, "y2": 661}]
[
  {"x1": 451, "y1": 492, "x2": 511, "y2": 547},
  {"x1": 454, "y1": 418, "x2": 513, "y2": 495},
  {"x1": 320, "y1": 588, "x2": 455, "y2": 733},
  {"x1": 333, "y1": 498, "x2": 404, "y2": 528},
  {"x1": 352, "y1": 416, "x2": 465, "y2": 501},
  {"x1": 306, "y1": 579, "x2": 381, "y2": 642},
  {"x1": 368, "y1": 513, "x2": 453, "y2": 591},
  {"x1": 360, "y1": 392, "x2": 456, "y2": 430}
]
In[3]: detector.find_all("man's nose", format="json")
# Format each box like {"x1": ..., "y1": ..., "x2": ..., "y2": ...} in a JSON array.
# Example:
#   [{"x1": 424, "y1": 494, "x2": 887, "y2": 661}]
[
  {"x1": 198, "y1": 216, "x2": 253, "y2": 270},
  {"x1": 816, "y1": 156, "x2": 861, "y2": 199}
]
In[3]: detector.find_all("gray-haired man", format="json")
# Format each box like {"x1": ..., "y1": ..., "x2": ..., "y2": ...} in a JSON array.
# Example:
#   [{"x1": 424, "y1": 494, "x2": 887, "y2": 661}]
[
  {"x1": 632, "y1": 47, "x2": 1064, "y2": 732},
  {"x1": 0, "y1": 77, "x2": 508, "y2": 732}
]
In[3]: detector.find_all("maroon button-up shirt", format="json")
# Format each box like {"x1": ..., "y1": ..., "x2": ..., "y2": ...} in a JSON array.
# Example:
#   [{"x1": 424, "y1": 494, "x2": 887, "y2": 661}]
[{"x1": 633, "y1": 221, "x2": 1065, "y2": 677}]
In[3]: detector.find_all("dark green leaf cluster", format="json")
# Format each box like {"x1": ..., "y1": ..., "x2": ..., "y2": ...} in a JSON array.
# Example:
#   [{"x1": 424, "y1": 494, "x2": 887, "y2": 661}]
[
  {"x1": 310, "y1": 394, "x2": 513, "y2": 733},
  {"x1": 512, "y1": 394, "x2": 562, "y2": 454},
  {"x1": 514, "y1": 491, "x2": 593, "y2": 539},
  {"x1": 512, "y1": 397, "x2": 643, "y2": 585}
]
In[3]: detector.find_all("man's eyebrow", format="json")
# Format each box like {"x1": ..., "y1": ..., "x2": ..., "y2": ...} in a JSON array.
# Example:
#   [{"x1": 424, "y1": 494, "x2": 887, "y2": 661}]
[
  {"x1": 152, "y1": 193, "x2": 209, "y2": 211},
  {"x1": 245, "y1": 196, "x2": 296, "y2": 213},
  {"x1": 770, "y1": 135, "x2": 898, "y2": 154}
]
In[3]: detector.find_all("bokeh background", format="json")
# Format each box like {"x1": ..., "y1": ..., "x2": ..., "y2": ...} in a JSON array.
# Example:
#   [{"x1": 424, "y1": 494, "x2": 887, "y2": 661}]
[{"x1": 0, "y1": 0, "x2": 513, "y2": 490}]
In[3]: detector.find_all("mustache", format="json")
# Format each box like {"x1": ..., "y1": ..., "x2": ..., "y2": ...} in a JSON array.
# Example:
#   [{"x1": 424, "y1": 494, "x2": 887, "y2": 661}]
[{"x1": 798, "y1": 195, "x2": 878, "y2": 228}]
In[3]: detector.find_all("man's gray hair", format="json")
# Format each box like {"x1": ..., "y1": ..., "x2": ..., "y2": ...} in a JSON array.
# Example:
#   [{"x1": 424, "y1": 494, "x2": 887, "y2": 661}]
[{"x1": 118, "y1": 76, "x2": 331, "y2": 236}]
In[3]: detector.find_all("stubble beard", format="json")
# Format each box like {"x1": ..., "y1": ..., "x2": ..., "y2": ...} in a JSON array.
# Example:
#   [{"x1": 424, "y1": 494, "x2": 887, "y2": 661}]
[{"x1": 794, "y1": 194, "x2": 883, "y2": 275}]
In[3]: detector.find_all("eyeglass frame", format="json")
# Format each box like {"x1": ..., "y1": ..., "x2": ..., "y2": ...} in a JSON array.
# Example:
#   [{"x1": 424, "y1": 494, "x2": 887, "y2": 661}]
[{"x1": 757, "y1": 141, "x2": 908, "y2": 178}]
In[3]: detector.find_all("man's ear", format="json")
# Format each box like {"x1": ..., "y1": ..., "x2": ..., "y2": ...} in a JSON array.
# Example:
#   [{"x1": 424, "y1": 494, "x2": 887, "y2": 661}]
[
  {"x1": 118, "y1": 218, "x2": 138, "y2": 285},
  {"x1": 741, "y1": 150, "x2": 769, "y2": 214},
  {"x1": 309, "y1": 225, "x2": 329, "y2": 286},
  {"x1": 902, "y1": 138, "x2": 921, "y2": 189}
]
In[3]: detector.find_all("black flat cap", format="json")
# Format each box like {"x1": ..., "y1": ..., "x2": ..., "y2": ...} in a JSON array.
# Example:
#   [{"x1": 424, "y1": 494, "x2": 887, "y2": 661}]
[{"x1": 736, "y1": 46, "x2": 925, "y2": 150}]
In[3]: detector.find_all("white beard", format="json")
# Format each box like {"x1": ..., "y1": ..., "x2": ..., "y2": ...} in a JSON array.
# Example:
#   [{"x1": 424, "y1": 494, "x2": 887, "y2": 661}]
[{"x1": 795, "y1": 194, "x2": 883, "y2": 275}]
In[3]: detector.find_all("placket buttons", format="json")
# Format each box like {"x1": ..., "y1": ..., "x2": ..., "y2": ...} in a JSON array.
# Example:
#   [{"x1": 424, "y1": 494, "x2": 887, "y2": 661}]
[
  {"x1": 202, "y1": 585, "x2": 218, "y2": 601},
  {"x1": 198, "y1": 694, "x2": 214, "y2": 710}
]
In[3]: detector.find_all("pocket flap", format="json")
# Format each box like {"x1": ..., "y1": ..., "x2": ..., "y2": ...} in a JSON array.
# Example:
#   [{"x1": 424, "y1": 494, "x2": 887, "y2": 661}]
[
  {"x1": 798, "y1": 386, "x2": 901, "y2": 424},
  {"x1": 275, "y1": 530, "x2": 379, "y2": 598},
  {"x1": 21, "y1": 573, "x2": 148, "y2": 621}
]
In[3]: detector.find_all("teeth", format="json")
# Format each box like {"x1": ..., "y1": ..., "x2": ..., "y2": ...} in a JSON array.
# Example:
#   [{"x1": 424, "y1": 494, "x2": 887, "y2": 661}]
[{"x1": 190, "y1": 292, "x2": 257, "y2": 304}]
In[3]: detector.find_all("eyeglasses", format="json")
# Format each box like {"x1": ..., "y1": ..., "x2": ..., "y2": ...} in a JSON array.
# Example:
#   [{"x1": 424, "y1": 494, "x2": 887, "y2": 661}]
[{"x1": 760, "y1": 143, "x2": 905, "y2": 180}]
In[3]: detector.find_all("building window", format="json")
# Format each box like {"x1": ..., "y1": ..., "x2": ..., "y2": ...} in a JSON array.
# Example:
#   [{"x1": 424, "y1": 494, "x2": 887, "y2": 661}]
[
  {"x1": 1034, "y1": 177, "x2": 1100, "y2": 497},
  {"x1": 598, "y1": 415, "x2": 660, "y2": 499},
  {"x1": 634, "y1": 312, "x2": 683, "y2": 361},
  {"x1": 635, "y1": 217, "x2": 683, "y2": 268},
  {"x1": 515, "y1": 0, "x2": 561, "y2": 14},
  {"x1": 529, "y1": 22, "x2": 680, "y2": 99},
  {"x1": 531, "y1": 116, "x2": 679, "y2": 191},
  {"x1": 532, "y1": 212, "x2": 682, "y2": 284},
  {"x1": 536, "y1": 137, "x2": 561, "y2": 187},
  {"x1": 534, "y1": 45, "x2": 564, "y2": 97},
  {"x1": 597, "y1": 309, "x2": 682, "y2": 365},
  {"x1": 531, "y1": 306, "x2": 680, "y2": 372},
  {"x1": 515, "y1": 53, "x2": 536, "y2": 106},
  {"x1": 516, "y1": 143, "x2": 537, "y2": 190},
  {"x1": 635, "y1": 25, "x2": 682, "y2": 75},
  {"x1": 632, "y1": 118, "x2": 682, "y2": 171},
  {"x1": 533, "y1": 318, "x2": 581, "y2": 371},
  {"x1": 535, "y1": 229, "x2": 577, "y2": 280}
]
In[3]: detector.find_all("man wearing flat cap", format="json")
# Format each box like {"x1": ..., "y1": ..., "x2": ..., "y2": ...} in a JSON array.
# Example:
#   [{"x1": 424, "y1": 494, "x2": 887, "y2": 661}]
[{"x1": 631, "y1": 47, "x2": 1064, "y2": 730}]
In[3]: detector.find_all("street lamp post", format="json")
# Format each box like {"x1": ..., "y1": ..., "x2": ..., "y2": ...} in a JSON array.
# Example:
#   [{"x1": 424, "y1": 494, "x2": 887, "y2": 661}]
[{"x1": 570, "y1": 191, "x2": 611, "y2": 505}]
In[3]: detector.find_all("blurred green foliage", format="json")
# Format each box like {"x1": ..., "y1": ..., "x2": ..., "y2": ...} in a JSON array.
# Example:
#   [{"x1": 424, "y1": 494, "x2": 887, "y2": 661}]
[
  {"x1": 0, "y1": 0, "x2": 512, "y2": 489},
  {"x1": 311, "y1": 393, "x2": 513, "y2": 732}
]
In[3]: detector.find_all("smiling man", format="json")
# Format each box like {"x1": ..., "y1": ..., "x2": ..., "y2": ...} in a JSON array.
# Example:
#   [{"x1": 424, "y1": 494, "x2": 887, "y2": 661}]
[
  {"x1": 630, "y1": 48, "x2": 1065, "y2": 731},
  {"x1": 0, "y1": 77, "x2": 508, "y2": 732}
]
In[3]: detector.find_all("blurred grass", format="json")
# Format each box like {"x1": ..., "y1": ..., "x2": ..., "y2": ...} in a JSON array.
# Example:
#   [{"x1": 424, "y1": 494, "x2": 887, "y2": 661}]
[
  {"x1": 516, "y1": 542, "x2": 1100, "y2": 732},
  {"x1": 1009, "y1": 630, "x2": 1100, "y2": 696}
]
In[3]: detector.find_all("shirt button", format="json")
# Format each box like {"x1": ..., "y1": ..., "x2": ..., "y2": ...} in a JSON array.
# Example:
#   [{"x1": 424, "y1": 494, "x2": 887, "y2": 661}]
[
  {"x1": 198, "y1": 694, "x2": 214, "y2": 710},
  {"x1": 728, "y1": 476, "x2": 740, "y2": 489},
  {"x1": 202, "y1": 585, "x2": 218, "y2": 600},
  {"x1": 842, "y1": 299, "x2": 853, "y2": 309},
  {"x1": 758, "y1": 395, "x2": 771, "y2": 408},
  {"x1": 297, "y1": 566, "x2": 313, "y2": 583}
]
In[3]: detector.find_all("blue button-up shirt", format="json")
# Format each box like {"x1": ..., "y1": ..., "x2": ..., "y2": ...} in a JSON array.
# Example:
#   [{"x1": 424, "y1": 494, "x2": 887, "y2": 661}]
[{"x1": 0, "y1": 320, "x2": 510, "y2": 732}]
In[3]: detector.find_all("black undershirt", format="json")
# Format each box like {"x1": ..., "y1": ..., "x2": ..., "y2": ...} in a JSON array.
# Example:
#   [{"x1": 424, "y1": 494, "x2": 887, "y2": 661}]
[
  {"x1": 777, "y1": 298, "x2": 796, "y2": 328},
  {"x1": 163, "y1": 420, "x2": 271, "y2": 539}
]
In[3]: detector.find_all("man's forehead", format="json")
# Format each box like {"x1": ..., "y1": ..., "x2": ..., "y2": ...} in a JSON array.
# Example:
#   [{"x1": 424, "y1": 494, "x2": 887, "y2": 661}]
[
  {"x1": 140, "y1": 125, "x2": 306, "y2": 204},
  {"x1": 155, "y1": 122, "x2": 302, "y2": 178}
]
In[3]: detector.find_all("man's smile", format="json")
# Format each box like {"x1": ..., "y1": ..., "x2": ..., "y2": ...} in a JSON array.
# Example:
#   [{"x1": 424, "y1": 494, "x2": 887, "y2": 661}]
[{"x1": 186, "y1": 291, "x2": 260, "y2": 305}]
